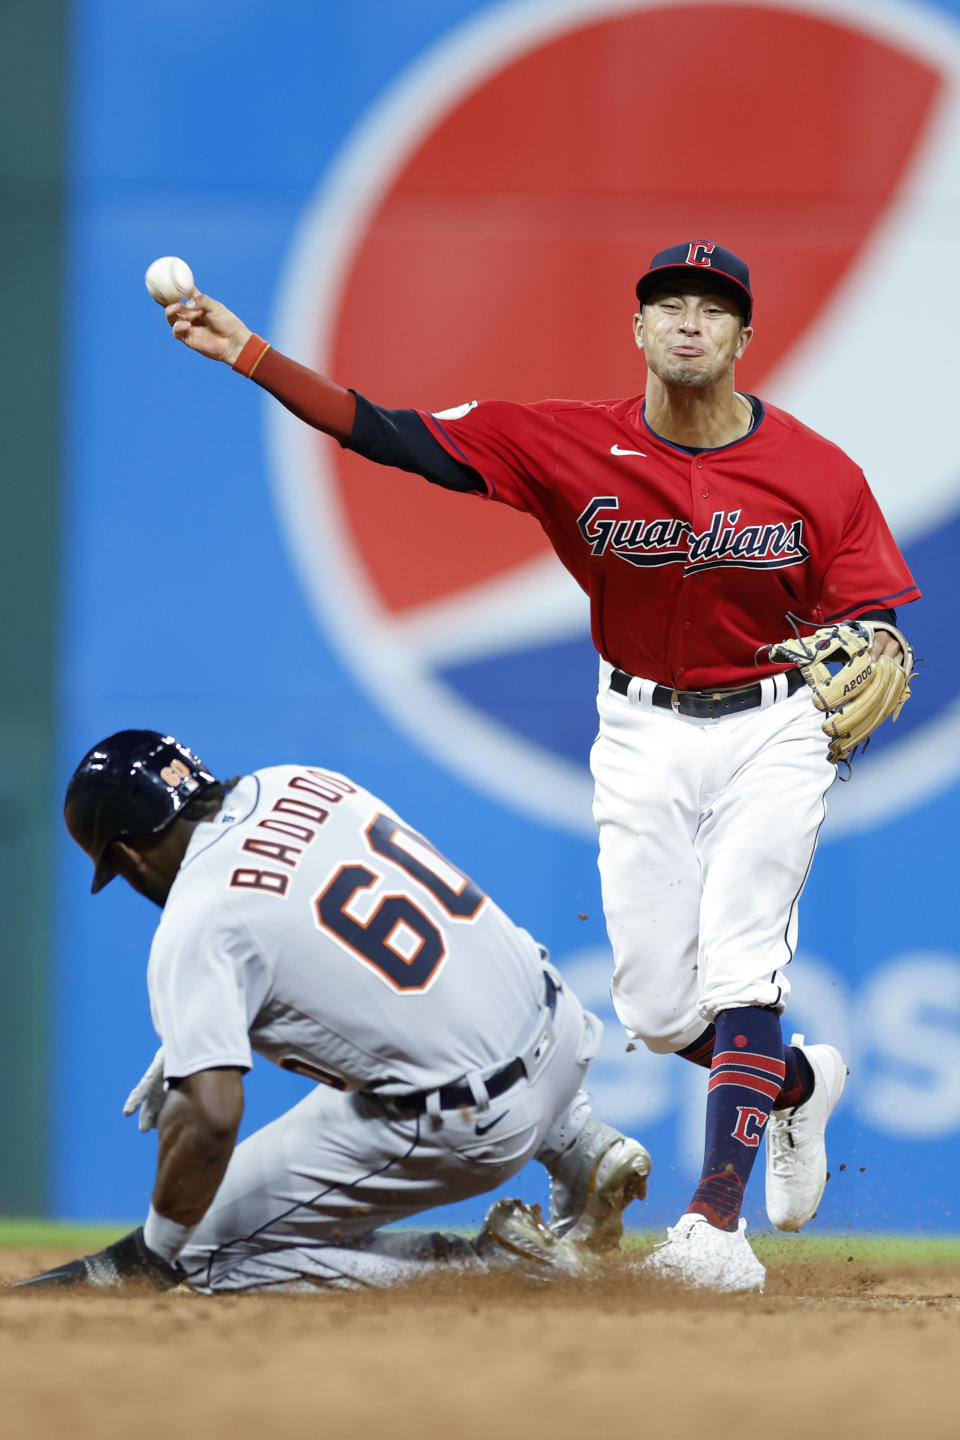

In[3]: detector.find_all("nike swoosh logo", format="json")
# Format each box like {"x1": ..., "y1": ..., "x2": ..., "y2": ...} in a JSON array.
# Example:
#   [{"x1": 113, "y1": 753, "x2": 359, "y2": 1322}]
[
  {"x1": 610, "y1": 444, "x2": 647, "y2": 457},
  {"x1": 474, "y1": 1112, "x2": 507, "y2": 1136}
]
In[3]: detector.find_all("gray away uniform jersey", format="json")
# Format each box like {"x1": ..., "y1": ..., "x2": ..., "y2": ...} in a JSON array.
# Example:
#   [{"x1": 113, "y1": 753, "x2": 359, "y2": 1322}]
[
  {"x1": 144, "y1": 766, "x2": 602, "y2": 1293},
  {"x1": 148, "y1": 765, "x2": 558, "y2": 1095}
]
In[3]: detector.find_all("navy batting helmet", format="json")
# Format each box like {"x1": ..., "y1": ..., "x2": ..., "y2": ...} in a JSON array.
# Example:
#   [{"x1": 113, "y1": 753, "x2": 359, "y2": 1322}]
[{"x1": 64, "y1": 730, "x2": 218, "y2": 893}]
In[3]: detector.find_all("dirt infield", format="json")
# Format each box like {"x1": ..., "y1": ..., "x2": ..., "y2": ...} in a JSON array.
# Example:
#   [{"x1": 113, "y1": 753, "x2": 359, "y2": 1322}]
[{"x1": 2, "y1": 1244, "x2": 958, "y2": 1440}]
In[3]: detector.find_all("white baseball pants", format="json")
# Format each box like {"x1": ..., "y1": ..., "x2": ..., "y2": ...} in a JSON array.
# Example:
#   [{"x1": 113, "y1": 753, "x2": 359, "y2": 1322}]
[
  {"x1": 591, "y1": 659, "x2": 836, "y2": 1054},
  {"x1": 175, "y1": 977, "x2": 601, "y2": 1292}
]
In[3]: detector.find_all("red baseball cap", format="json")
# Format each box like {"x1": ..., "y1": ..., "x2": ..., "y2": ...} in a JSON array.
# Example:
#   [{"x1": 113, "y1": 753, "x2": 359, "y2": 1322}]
[{"x1": 635, "y1": 241, "x2": 753, "y2": 322}]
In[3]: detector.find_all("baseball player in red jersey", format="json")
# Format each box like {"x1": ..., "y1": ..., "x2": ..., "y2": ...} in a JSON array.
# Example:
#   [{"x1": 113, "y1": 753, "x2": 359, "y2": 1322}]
[{"x1": 160, "y1": 239, "x2": 919, "y2": 1292}]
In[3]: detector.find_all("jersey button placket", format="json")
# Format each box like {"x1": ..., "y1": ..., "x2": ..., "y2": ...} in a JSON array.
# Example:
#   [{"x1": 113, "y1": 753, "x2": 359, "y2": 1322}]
[
  {"x1": 674, "y1": 455, "x2": 708, "y2": 685},
  {"x1": 694, "y1": 456, "x2": 708, "y2": 499}
]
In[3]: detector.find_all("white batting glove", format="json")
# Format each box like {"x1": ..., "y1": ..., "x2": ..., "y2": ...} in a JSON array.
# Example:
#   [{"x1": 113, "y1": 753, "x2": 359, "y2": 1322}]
[{"x1": 122, "y1": 1047, "x2": 167, "y2": 1132}]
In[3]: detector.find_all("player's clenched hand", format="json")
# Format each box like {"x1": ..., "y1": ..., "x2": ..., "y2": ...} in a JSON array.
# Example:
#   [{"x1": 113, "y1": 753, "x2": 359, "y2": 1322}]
[{"x1": 166, "y1": 291, "x2": 251, "y2": 366}]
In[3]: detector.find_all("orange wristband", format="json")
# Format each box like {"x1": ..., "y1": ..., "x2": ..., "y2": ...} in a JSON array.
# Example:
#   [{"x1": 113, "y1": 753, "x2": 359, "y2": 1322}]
[{"x1": 232, "y1": 334, "x2": 272, "y2": 379}]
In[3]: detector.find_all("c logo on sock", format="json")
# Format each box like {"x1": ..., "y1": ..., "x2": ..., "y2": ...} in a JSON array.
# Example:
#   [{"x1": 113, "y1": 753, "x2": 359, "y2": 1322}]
[{"x1": 732, "y1": 1107, "x2": 769, "y2": 1148}]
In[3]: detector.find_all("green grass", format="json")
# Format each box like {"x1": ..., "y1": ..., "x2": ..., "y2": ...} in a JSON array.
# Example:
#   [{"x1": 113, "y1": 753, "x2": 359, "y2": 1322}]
[
  {"x1": 624, "y1": 1230, "x2": 960, "y2": 1265},
  {"x1": 0, "y1": 1219, "x2": 131, "y2": 1249},
  {"x1": 1, "y1": 1219, "x2": 958, "y2": 1266}
]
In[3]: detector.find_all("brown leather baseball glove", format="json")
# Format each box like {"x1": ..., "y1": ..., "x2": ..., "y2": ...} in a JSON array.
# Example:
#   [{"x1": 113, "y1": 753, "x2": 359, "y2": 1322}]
[{"x1": 768, "y1": 620, "x2": 916, "y2": 764}]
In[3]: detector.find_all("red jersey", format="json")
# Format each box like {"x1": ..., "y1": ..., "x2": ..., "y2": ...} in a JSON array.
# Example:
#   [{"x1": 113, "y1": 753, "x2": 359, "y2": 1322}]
[{"x1": 419, "y1": 395, "x2": 920, "y2": 689}]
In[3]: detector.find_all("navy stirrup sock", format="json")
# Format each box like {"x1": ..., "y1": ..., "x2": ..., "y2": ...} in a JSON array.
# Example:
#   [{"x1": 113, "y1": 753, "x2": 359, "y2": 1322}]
[
  {"x1": 678, "y1": 1021, "x2": 814, "y2": 1108},
  {"x1": 687, "y1": 1008, "x2": 786, "y2": 1231},
  {"x1": 776, "y1": 1044, "x2": 815, "y2": 1109},
  {"x1": 677, "y1": 1025, "x2": 716, "y2": 1068}
]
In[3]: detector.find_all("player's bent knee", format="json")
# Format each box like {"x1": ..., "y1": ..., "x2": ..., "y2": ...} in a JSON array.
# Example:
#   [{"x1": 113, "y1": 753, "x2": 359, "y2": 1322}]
[{"x1": 612, "y1": 990, "x2": 703, "y2": 1054}]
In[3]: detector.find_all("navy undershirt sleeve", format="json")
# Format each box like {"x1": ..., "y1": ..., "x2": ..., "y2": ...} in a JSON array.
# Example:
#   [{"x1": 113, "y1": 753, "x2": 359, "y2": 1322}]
[
  {"x1": 859, "y1": 608, "x2": 898, "y2": 626},
  {"x1": 345, "y1": 393, "x2": 485, "y2": 493}
]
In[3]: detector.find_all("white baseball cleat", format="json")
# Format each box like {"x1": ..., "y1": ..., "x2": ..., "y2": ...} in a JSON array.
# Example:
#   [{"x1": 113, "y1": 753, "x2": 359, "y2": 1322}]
[
  {"x1": 475, "y1": 1198, "x2": 597, "y2": 1280},
  {"x1": 639, "y1": 1213, "x2": 765, "y2": 1294},
  {"x1": 548, "y1": 1117, "x2": 652, "y2": 1251},
  {"x1": 766, "y1": 1035, "x2": 848, "y2": 1232}
]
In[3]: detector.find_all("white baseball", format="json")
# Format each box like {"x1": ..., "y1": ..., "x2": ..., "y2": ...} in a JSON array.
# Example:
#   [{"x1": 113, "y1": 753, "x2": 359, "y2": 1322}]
[{"x1": 145, "y1": 256, "x2": 195, "y2": 306}]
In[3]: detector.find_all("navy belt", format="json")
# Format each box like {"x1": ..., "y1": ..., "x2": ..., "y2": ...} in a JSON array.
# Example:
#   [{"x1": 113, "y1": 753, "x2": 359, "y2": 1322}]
[
  {"x1": 609, "y1": 666, "x2": 804, "y2": 718},
  {"x1": 386, "y1": 972, "x2": 558, "y2": 1117}
]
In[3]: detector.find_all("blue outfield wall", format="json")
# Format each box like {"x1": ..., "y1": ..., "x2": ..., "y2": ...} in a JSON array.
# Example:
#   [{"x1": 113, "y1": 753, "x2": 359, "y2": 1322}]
[{"x1": 56, "y1": 0, "x2": 959, "y2": 1231}]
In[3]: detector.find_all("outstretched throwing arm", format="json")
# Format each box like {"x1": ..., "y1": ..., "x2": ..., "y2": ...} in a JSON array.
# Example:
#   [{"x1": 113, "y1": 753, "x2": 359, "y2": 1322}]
[{"x1": 164, "y1": 289, "x2": 358, "y2": 439}]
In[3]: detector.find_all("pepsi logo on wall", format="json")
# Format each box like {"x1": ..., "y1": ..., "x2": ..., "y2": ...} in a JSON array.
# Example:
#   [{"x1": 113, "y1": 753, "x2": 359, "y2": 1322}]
[{"x1": 269, "y1": 0, "x2": 953, "y2": 839}]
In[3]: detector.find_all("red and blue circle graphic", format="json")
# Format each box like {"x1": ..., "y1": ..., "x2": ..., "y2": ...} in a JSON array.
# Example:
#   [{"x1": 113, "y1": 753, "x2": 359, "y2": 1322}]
[{"x1": 271, "y1": 0, "x2": 956, "y2": 836}]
